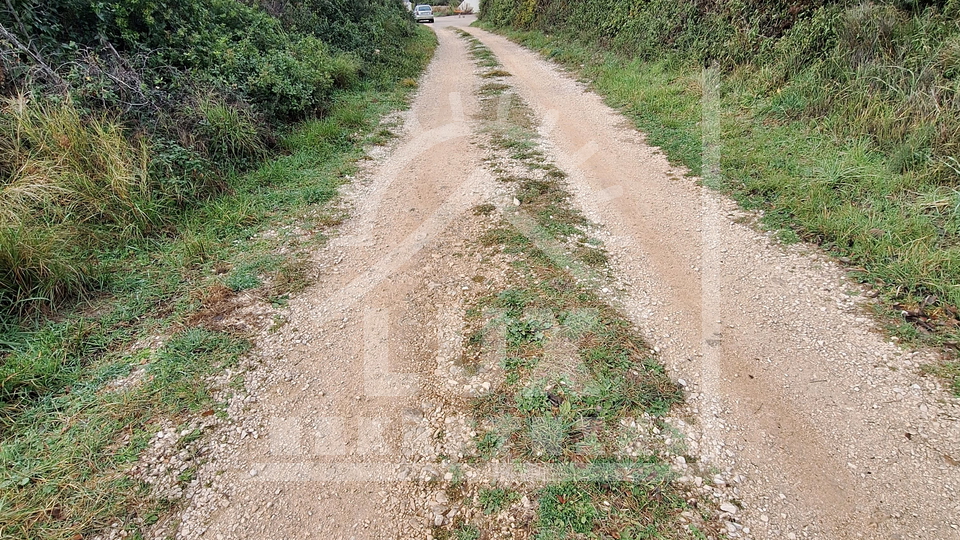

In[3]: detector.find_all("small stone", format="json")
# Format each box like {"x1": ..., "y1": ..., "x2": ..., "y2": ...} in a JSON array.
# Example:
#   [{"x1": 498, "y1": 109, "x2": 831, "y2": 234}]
[
  {"x1": 720, "y1": 502, "x2": 738, "y2": 514},
  {"x1": 433, "y1": 514, "x2": 445, "y2": 527},
  {"x1": 249, "y1": 469, "x2": 259, "y2": 477}
]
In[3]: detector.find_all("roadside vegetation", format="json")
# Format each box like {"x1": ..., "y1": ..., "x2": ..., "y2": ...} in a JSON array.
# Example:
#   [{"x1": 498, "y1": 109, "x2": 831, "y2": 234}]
[
  {"x1": 478, "y1": 0, "x2": 960, "y2": 393},
  {"x1": 0, "y1": 1, "x2": 435, "y2": 537},
  {"x1": 438, "y1": 31, "x2": 721, "y2": 540}
]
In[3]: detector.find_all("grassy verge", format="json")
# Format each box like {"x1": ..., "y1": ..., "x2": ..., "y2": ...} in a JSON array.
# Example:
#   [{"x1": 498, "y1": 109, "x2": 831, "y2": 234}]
[
  {"x1": 475, "y1": 22, "x2": 960, "y2": 396},
  {"x1": 436, "y1": 31, "x2": 719, "y2": 540},
  {"x1": 0, "y1": 28, "x2": 436, "y2": 540}
]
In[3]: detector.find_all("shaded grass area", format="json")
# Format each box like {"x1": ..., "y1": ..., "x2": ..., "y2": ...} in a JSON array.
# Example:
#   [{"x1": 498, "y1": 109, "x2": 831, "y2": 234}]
[
  {"x1": 444, "y1": 32, "x2": 711, "y2": 540},
  {"x1": 0, "y1": 28, "x2": 437, "y2": 539},
  {"x1": 476, "y1": 22, "x2": 960, "y2": 395}
]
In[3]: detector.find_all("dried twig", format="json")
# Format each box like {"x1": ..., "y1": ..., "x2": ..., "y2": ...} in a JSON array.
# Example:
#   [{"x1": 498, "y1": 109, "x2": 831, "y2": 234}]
[{"x1": 0, "y1": 21, "x2": 65, "y2": 89}]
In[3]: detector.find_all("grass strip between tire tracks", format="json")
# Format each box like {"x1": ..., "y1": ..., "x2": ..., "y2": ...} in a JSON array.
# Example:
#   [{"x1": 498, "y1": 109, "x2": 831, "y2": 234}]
[{"x1": 436, "y1": 30, "x2": 721, "y2": 540}]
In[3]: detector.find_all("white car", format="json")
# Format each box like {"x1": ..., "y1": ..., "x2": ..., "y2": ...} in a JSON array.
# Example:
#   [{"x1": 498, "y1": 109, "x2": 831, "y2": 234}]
[{"x1": 413, "y1": 4, "x2": 434, "y2": 23}]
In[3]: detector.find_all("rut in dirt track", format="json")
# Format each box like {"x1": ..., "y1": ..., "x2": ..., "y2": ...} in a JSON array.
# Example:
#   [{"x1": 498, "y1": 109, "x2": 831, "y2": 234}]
[
  {"x1": 194, "y1": 19, "x2": 495, "y2": 540},
  {"x1": 188, "y1": 17, "x2": 959, "y2": 540}
]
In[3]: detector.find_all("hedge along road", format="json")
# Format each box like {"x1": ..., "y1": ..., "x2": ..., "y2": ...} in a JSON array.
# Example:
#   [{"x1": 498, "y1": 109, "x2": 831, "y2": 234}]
[{"x1": 185, "y1": 16, "x2": 960, "y2": 540}]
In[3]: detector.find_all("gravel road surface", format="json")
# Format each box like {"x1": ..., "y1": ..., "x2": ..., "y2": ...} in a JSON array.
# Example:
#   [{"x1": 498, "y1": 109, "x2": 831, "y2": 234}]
[{"x1": 160, "y1": 16, "x2": 960, "y2": 540}]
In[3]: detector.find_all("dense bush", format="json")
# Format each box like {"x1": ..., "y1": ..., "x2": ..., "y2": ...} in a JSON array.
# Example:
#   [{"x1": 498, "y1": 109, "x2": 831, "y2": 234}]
[
  {"x1": 0, "y1": 0, "x2": 420, "y2": 310},
  {"x1": 269, "y1": 0, "x2": 422, "y2": 80},
  {"x1": 0, "y1": 0, "x2": 388, "y2": 120},
  {"x1": 0, "y1": 0, "x2": 420, "y2": 141},
  {"x1": 480, "y1": 0, "x2": 955, "y2": 65}
]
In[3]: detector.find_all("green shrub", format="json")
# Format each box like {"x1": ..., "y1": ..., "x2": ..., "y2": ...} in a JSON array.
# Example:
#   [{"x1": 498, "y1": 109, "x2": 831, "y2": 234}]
[
  {"x1": 328, "y1": 53, "x2": 363, "y2": 88},
  {"x1": 147, "y1": 138, "x2": 221, "y2": 209},
  {"x1": 237, "y1": 35, "x2": 333, "y2": 120}
]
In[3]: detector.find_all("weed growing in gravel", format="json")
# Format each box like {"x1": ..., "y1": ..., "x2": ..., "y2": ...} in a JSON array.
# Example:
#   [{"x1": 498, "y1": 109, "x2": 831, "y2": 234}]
[
  {"x1": 455, "y1": 524, "x2": 481, "y2": 540},
  {"x1": 478, "y1": 487, "x2": 520, "y2": 514},
  {"x1": 456, "y1": 29, "x2": 500, "y2": 68},
  {"x1": 477, "y1": 86, "x2": 608, "y2": 264},
  {"x1": 473, "y1": 203, "x2": 497, "y2": 216},
  {"x1": 466, "y1": 266, "x2": 682, "y2": 457}
]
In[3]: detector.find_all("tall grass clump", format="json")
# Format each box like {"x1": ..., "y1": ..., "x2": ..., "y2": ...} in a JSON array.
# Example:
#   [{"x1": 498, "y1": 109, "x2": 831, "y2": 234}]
[
  {"x1": 0, "y1": 95, "x2": 157, "y2": 309},
  {"x1": 189, "y1": 93, "x2": 265, "y2": 163},
  {"x1": 0, "y1": 225, "x2": 84, "y2": 311},
  {"x1": 0, "y1": 96, "x2": 153, "y2": 228}
]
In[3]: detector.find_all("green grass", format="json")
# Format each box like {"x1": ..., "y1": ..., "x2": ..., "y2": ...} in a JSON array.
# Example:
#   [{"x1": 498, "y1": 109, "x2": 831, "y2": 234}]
[
  {"x1": 477, "y1": 487, "x2": 520, "y2": 514},
  {"x1": 476, "y1": 21, "x2": 960, "y2": 395},
  {"x1": 455, "y1": 524, "x2": 481, "y2": 540},
  {"x1": 446, "y1": 32, "x2": 709, "y2": 540},
  {"x1": 0, "y1": 26, "x2": 437, "y2": 539},
  {"x1": 537, "y1": 474, "x2": 694, "y2": 540},
  {"x1": 0, "y1": 327, "x2": 248, "y2": 540},
  {"x1": 456, "y1": 29, "x2": 501, "y2": 68},
  {"x1": 467, "y1": 268, "x2": 683, "y2": 462}
]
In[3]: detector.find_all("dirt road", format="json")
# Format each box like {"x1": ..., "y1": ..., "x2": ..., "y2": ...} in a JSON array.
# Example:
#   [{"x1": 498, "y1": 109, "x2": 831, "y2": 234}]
[{"x1": 181, "y1": 17, "x2": 959, "y2": 540}]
